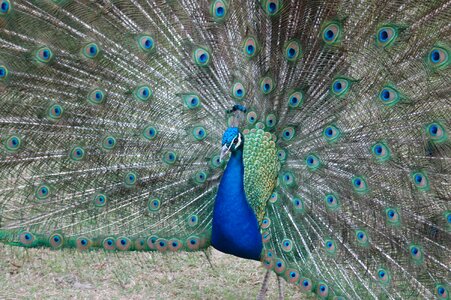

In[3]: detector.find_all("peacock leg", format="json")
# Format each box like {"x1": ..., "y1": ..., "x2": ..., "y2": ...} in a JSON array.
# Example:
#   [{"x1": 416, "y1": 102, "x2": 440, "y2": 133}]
[
  {"x1": 256, "y1": 269, "x2": 271, "y2": 300},
  {"x1": 277, "y1": 275, "x2": 284, "y2": 300}
]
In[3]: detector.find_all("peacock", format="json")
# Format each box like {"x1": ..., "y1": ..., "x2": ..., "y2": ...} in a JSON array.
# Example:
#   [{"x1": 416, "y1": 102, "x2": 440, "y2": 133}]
[{"x1": 0, "y1": 0, "x2": 450, "y2": 299}]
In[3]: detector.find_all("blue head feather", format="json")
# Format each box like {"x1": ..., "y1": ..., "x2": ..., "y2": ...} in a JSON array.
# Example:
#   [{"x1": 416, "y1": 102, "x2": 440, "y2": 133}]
[{"x1": 222, "y1": 127, "x2": 240, "y2": 146}]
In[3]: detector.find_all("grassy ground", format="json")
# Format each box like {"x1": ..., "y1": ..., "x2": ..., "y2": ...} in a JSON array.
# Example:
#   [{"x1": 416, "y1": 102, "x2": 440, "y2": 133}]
[{"x1": 0, "y1": 244, "x2": 307, "y2": 299}]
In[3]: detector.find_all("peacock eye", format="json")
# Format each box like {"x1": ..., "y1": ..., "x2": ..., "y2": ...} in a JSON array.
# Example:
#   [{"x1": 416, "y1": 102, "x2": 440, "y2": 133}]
[
  {"x1": 193, "y1": 47, "x2": 211, "y2": 67},
  {"x1": 376, "y1": 26, "x2": 398, "y2": 47},
  {"x1": 233, "y1": 138, "x2": 238, "y2": 144}
]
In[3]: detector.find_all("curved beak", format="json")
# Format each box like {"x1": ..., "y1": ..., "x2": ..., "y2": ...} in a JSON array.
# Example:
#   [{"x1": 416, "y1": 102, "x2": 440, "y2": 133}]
[{"x1": 220, "y1": 144, "x2": 231, "y2": 162}]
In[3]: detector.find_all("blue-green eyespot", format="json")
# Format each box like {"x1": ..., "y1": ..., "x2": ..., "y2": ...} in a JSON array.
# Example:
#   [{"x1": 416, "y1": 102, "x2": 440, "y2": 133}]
[
  {"x1": 284, "y1": 39, "x2": 302, "y2": 62},
  {"x1": 193, "y1": 47, "x2": 211, "y2": 67},
  {"x1": 35, "y1": 46, "x2": 53, "y2": 64},
  {"x1": 376, "y1": 26, "x2": 398, "y2": 48},
  {"x1": 287, "y1": 90, "x2": 303, "y2": 109},
  {"x1": 323, "y1": 125, "x2": 341, "y2": 142},
  {"x1": 426, "y1": 122, "x2": 447, "y2": 143},
  {"x1": 4, "y1": 135, "x2": 22, "y2": 152},
  {"x1": 243, "y1": 37, "x2": 260, "y2": 59},
  {"x1": 82, "y1": 42, "x2": 100, "y2": 59},
  {"x1": 378, "y1": 85, "x2": 401, "y2": 107},
  {"x1": 133, "y1": 85, "x2": 153, "y2": 102},
  {"x1": 211, "y1": 0, "x2": 228, "y2": 22},
  {"x1": 322, "y1": 21, "x2": 342, "y2": 45},
  {"x1": 427, "y1": 46, "x2": 449, "y2": 69},
  {"x1": 331, "y1": 77, "x2": 352, "y2": 97},
  {"x1": 182, "y1": 94, "x2": 201, "y2": 109},
  {"x1": 231, "y1": 82, "x2": 246, "y2": 100},
  {"x1": 137, "y1": 35, "x2": 156, "y2": 53}
]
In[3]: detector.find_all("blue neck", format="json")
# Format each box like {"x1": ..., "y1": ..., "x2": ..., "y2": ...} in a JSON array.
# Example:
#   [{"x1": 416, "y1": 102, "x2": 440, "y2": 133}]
[{"x1": 211, "y1": 149, "x2": 263, "y2": 261}]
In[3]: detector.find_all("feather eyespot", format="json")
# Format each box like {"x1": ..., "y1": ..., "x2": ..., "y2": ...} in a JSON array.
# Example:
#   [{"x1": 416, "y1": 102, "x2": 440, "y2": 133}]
[
  {"x1": 194, "y1": 171, "x2": 207, "y2": 184},
  {"x1": 261, "y1": 217, "x2": 271, "y2": 229},
  {"x1": 124, "y1": 172, "x2": 138, "y2": 187},
  {"x1": 186, "y1": 236, "x2": 200, "y2": 250},
  {"x1": 265, "y1": 114, "x2": 277, "y2": 128},
  {"x1": 274, "y1": 258, "x2": 286, "y2": 274},
  {"x1": 376, "y1": 26, "x2": 398, "y2": 47},
  {"x1": 103, "y1": 237, "x2": 116, "y2": 250},
  {"x1": 35, "y1": 46, "x2": 53, "y2": 63},
  {"x1": 0, "y1": 64, "x2": 9, "y2": 81},
  {"x1": 269, "y1": 192, "x2": 278, "y2": 204},
  {"x1": 331, "y1": 78, "x2": 351, "y2": 97},
  {"x1": 355, "y1": 230, "x2": 369, "y2": 247},
  {"x1": 428, "y1": 46, "x2": 448, "y2": 69},
  {"x1": 93, "y1": 193, "x2": 107, "y2": 207},
  {"x1": 426, "y1": 122, "x2": 447, "y2": 143},
  {"x1": 0, "y1": 0, "x2": 11, "y2": 15},
  {"x1": 162, "y1": 151, "x2": 177, "y2": 165},
  {"x1": 376, "y1": 267, "x2": 391, "y2": 285},
  {"x1": 284, "y1": 40, "x2": 302, "y2": 61},
  {"x1": 187, "y1": 214, "x2": 198, "y2": 227},
  {"x1": 306, "y1": 154, "x2": 321, "y2": 171},
  {"x1": 324, "y1": 194, "x2": 339, "y2": 211},
  {"x1": 371, "y1": 142, "x2": 391, "y2": 162},
  {"x1": 76, "y1": 237, "x2": 92, "y2": 251},
  {"x1": 409, "y1": 244, "x2": 424, "y2": 264},
  {"x1": 281, "y1": 127, "x2": 295, "y2": 141},
  {"x1": 69, "y1": 146, "x2": 85, "y2": 161},
  {"x1": 82, "y1": 42, "x2": 100, "y2": 59},
  {"x1": 284, "y1": 269, "x2": 300, "y2": 283},
  {"x1": 262, "y1": 0, "x2": 282, "y2": 16},
  {"x1": 210, "y1": 155, "x2": 222, "y2": 168},
  {"x1": 232, "y1": 82, "x2": 246, "y2": 100},
  {"x1": 317, "y1": 282, "x2": 329, "y2": 298},
  {"x1": 147, "y1": 236, "x2": 159, "y2": 250},
  {"x1": 148, "y1": 197, "x2": 161, "y2": 212},
  {"x1": 137, "y1": 35, "x2": 155, "y2": 53},
  {"x1": 19, "y1": 232, "x2": 35, "y2": 246},
  {"x1": 378, "y1": 86, "x2": 400, "y2": 106},
  {"x1": 299, "y1": 278, "x2": 313, "y2": 292},
  {"x1": 101, "y1": 135, "x2": 116, "y2": 151},
  {"x1": 193, "y1": 47, "x2": 211, "y2": 67},
  {"x1": 411, "y1": 171, "x2": 429, "y2": 191},
  {"x1": 4, "y1": 135, "x2": 21, "y2": 152},
  {"x1": 183, "y1": 94, "x2": 201, "y2": 109},
  {"x1": 260, "y1": 77, "x2": 275, "y2": 95},
  {"x1": 35, "y1": 183, "x2": 51, "y2": 200},
  {"x1": 143, "y1": 125, "x2": 157, "y2": 141},
  {"x1": 322, "y1": 22, "x2": 342, "y2": 45},
  {"x1": 192, "y1": 126, "x2": 207, "y2": 141},
  {"x1": 47, "y1": 104, "x2": 63, "y2": 121},
  {"x1": 211, "y1": 0, "x2": 228, "y2": 21},
  {"x1": 156, "y1": 238, "x2": 168, "y2": 252},
  {"x1": 116, "y1": 237, "x2": 131, "y2": 251},
  {"x1": 281, "y1": 238, "x2": 293, "y2": 252},
  {"x1": 243, "y1": 37, "x2": 260, "y2": 58},
  {"x1": 385, "y1": 208, "x2": 401, "y2": 226},
  {"x1": 168, "y1": 239, "x2": 182, "y2": 252},
  {"x1": 281, "y1": 171, "x2": 295, "y2": 187},
  {"x1": 49, "y1": 233, "x2": 64, "y2": 248},
  {"x1": 352, "y1": 176, "x2": 368, "y2": 193},
  {"x1": 87, "y1": 88, "x2": 106, "y2": 105},
  {"x1": 288, "y1": 91, "x2": 303, "y2": 109},
  {"x1": 435, "y1": 284, "x2": 448, "y2": 299},
  {"x1": 247, "y1": 111, "x2": 258, "y2": 125},
  {"x1": 324, "y1": 239, "x2": 337, "y2": 254},
  {"x1": 292, "y1": 197, "x2": 304, "y2": 213},
  {"x1": 323, "y1": 125, "x2": 341, "y2": 142},
  {"x1": 134, "y1": 85, "x2": 153, "y2": 102}
]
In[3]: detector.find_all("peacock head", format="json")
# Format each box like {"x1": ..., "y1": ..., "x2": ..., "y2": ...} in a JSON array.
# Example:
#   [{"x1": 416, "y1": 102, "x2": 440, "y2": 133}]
[{"x1": 220, "y1": 127, "x2": 243, "y2": 162}]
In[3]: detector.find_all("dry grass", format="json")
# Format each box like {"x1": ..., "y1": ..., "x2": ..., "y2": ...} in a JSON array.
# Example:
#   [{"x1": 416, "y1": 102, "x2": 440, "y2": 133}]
[{"x1": 0, "y1": 244, "x2": 308, "y2": 299}]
